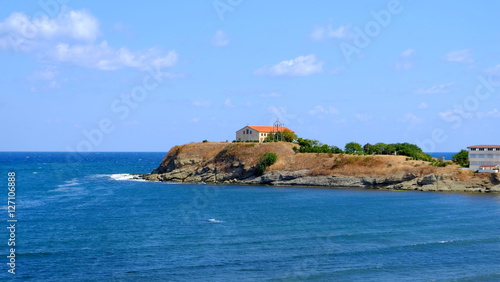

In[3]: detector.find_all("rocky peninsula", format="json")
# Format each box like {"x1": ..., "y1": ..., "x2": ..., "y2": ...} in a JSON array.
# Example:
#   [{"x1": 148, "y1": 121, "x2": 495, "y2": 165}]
[{"x1": 142, "y1": 142, "x2": 500, "y2": 193}]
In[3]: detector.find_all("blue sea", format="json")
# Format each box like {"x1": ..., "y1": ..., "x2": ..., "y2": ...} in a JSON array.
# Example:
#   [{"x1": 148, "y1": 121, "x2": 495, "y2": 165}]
[
  {"x1": 428, "y1": 152, "x2": 458, "y2": 161},
  {"x1": 1, "y1": 152, "x2": 499, "y2": 281}
]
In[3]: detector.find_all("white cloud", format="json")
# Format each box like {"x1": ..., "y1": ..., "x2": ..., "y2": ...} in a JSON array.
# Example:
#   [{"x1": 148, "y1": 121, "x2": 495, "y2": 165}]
[
  {"x1": 355, "y1": 114, "x2": 372, "y2": 122},
  {"x1": 32, "y1": 67, "x2": 58, "y2": 81},
  {"x1": 189, "y1": 117, "x2": 201, "y2": 123},
  {"x1": 445, "y1": 49, "x2": 473, "y2": 63},
  {"x1": 0, "y1": 9, "x2": 99, "y2": 51},
  {"x1": 395, "y1": 62, "x2": 413, "y2": 71},
  {"x1": 395, "y1": 49, "x2": 415, "y2": 71},
  {"x1": 486, "y1": 65, "x2": 500, "y2": 74},
  {"x1": 476, "y1": 109, "x2": 500, "y2": 118},
  {"x1": 331, "y1": 67, "x2": 345, "y2": 74},
  {"x1": 192, "y1": 100, "x2": 211, "y2": 107},
  {"x1": 310, "y1": 24, "x2": 350, "y2": 41},
  {"x1": 28, "y1": 66, "x2": 61, "y2": 90},
  {"x1": 403, "y1": 112, "x2": 423, "y2": 125},
  {"x1": 267, "y1": 105, "x2": 297, "y2": 125},
  {"x1": 418, "y1": 102, "x2": 429, "y2": 109},
  {"x1": 0, "y1": 9, "x2": 178, "y2": 71},
  {"x1": 484, "y1": 65, "x2": 500, "y2": 85},
  {"x1": 308, "y1": 105, "x2": 339, "y2": 115},
  {"x1": 439, "y1": 109, "x2": 472, "y2": 120},
  {"x1": 440, "y1": 108, "x2": 500, "y2": 121},
  {"x1": 414, "y1": 83, "x2": 453, "y2": 94},
  {"x1": 260, "y1": 92, "x2": 282, "y2": 98},
  {"x1": 401, "y1": 49, "x2": 415, "y2": 57},
  {"x1": 52, "y1": 42, "x2": 177, "y2": 70},
  {"x1": 212, "y1": 30, "x2": 229, "y2": 47},
  {"x1": 223, "y1": 98, "x2": 234, "y2": 107},
  {"x1": 485, "y1": 65, "x2": 500, "y2": 75},
  {"x1": 256, "y1": 54, "x2": 324, "y2": 76}
]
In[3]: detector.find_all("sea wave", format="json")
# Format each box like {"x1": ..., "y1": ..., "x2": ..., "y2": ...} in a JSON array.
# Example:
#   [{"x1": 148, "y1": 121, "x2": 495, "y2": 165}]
[
  {"x1": 49, "y1": 179, "x2": 83, "y2": 192},
  {"x1": 46, "y1": 178, "x2": 90, "y2": 203},
  {"x1": 108, "y1": 173, "x2": 145, "y2": 182},
  {"x1": 208, "y1": 218, "x2": 224, "y2": 223},
  {"x1": 59, "y1": 179, "x2": 80, "y2": 187}
]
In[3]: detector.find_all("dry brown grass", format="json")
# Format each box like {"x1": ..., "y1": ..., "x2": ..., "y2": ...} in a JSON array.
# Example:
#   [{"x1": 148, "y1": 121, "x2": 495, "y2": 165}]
[
  {"x1": 451, "y1": 169, "x2": 477, "y2": 181},
  {"x1": 160, "y1": 142, "x2": 297, "y2": 169}
]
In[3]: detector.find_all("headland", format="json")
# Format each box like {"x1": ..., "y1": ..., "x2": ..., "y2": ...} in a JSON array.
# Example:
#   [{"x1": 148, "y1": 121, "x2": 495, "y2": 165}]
[{"x1": 142, "y1": 142, "x2": 500, "y2": 193}]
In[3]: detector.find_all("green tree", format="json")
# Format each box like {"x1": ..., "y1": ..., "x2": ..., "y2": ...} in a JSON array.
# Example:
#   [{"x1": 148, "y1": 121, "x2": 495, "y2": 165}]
[
  {"x1": 330, "y1": 146, "x2": 343, "y2": 154},
  {"x1": 297, "y1": 138, "x2": 312, "y2": 148},
  {"x1": 393, "y1": 142, "x2": 433, "y2": 161},
  {"x1": 264, "y1": 132, "x2": 275, "y2": 142},
  {"x1": 282, "y1": 129, "x2": 298, "y2": 142},
  {"x1": 255, "y1": 152, "x2": 278, "y2": 175},
  {"x1": 384, "y1": 144, "x2": 396, "y2": 155},
  {"x1": 452, "y1": 149, "x2": 469, "y2": 167},
  {"x1": 344, "y1": 142, "x2": 363, "y2": 154},
  {"x1": 363, "y1": 143, "x2": 373, "y2": 154},
  {"x1": 264, "y1": 129, "x2": 297, "y2": 142},
  {"x1": 372, "y1": 142, "x2": 387, "y2": 154}
]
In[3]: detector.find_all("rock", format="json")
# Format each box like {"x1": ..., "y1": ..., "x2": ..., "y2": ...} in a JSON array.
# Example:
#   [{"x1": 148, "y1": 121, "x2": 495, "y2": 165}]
[{"x1": 418, "y1": 174, "x2": 439, "y2": 186}]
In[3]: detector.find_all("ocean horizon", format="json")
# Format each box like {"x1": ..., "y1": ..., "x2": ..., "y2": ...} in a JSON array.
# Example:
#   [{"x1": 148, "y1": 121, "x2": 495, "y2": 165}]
[{"x1": 1, "y1": 151, "x2": 498, "y2": 280}]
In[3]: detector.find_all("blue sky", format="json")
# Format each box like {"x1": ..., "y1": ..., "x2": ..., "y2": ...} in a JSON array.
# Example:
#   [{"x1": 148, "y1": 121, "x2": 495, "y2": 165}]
[{"x1": 2, "y1": 1, "x2": 500, "y2": 152}]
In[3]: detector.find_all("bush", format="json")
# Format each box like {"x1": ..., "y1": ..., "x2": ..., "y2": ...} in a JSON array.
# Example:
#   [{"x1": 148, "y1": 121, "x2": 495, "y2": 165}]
[
  {"x1": 202, "y1": 140, "x2": 208, "y2": 143},
  {"x1": 452, "y1": 149, "x2": 469, "y2": 167},
  {"x1": 255, "y1": 153, "x2": 278, "y2": 175},
  {"x1": 431, "y1": 159, "x2": 451, "y2": 167}
]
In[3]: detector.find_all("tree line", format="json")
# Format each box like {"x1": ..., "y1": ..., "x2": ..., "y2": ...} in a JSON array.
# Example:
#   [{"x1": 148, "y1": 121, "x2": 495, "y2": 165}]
[{"x1": 293, "y1": 139, "x2": 434, "y2": 161}]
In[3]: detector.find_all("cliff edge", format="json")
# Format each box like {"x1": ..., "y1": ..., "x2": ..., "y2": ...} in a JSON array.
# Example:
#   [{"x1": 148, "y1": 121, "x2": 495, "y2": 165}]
[{"x1": 142, "y1": 142, "x2": 500, "y2": 193}]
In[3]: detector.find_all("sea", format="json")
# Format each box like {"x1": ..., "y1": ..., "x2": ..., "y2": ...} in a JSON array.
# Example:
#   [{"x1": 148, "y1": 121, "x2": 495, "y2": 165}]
[
  {"x1": 428, "y1": 152, "x2": 457, "y2": 161},
  {"x1": 0, "y1": 152, "x2": 499, "y2": 281}
]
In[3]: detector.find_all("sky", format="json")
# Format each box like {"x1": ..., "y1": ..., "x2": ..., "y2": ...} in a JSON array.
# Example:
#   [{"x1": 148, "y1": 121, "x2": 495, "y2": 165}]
[{"x1": 2, "y1": 0, "x2": 500, "y2": 152}]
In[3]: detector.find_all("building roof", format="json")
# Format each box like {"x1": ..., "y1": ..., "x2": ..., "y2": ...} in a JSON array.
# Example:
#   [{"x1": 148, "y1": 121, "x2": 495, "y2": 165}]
[
  {"x1": 467, "y1": 145, "x2": 500, "y2": 149},
  {"x1": 479, "y1": 164, "x2": 499, "y2": 167},
  {"x1": 245, "y1": 125, "x2": 294, "y2": 133}
]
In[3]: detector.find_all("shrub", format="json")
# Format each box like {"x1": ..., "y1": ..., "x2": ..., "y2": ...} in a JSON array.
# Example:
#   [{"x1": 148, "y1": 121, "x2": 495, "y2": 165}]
[
  {"x1": 202, "y1": 140, "x2": 208, "y2": 143},
  {"x1": 431, "y1": 159, "x2": 450, "y2": 167},
  {"x1": 452, "y1": 149, "x2": 469, "y2": 167},
  {"x1": 255, "y1": 153, "x2": 278, "y2": 175}
]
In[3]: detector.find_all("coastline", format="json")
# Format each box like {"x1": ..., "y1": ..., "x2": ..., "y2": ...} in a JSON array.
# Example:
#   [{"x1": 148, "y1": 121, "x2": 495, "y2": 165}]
[{"x1": 141, "y1": 142, "x2": 500, "y2": 193}]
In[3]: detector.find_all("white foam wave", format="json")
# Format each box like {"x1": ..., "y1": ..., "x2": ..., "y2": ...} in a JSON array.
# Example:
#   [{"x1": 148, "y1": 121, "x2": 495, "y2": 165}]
[
  {"x1": 48, "y1": 179, "x2": 81, "y2": 192},
  {"x1": 59, "y1": 179, "x2": 80, "y2": 187},
  {"x1": 47, "y1": 178, "x2": 89, "y2": 200},
  {"x1": 208, "y1": 218, "x2": 224, "y2": 223},
  {"x1": 18, "y1": 200, "x2": 45, "y2": 209},
  {"x1": 108, "y1": 174, "x2": 145, "y2": 182}
]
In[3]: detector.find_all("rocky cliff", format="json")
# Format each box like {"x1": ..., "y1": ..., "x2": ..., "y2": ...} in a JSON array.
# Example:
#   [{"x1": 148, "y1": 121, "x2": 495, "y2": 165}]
[{"x1": 142, "y1": 142, "x2": 500, "y2": 193}]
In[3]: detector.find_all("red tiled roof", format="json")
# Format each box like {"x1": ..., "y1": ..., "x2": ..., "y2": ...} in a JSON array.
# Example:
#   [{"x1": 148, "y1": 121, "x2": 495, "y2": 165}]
[
  {"x1": 479, "y1": 164, "x2": 499, "y2": 167},
  {"x1": 467, "y1": 145, "x2": 500, "y2": 148},
  {"x1": 247, "y1": 126, "x2": 294, "y2": 133}
]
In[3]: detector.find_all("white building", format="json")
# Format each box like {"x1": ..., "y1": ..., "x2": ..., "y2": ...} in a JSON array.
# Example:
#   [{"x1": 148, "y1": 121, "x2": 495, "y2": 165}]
[
  {"x1": 235, "y1": 125, "x2": 293, "y2": 143},
  {"x1": 467, "y1": 145, "x2": 500, "y2": 170}
]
